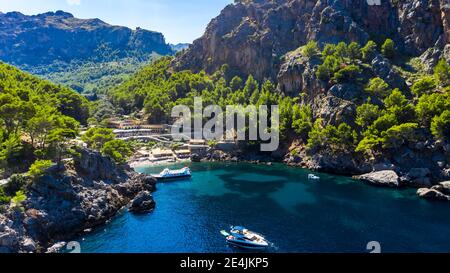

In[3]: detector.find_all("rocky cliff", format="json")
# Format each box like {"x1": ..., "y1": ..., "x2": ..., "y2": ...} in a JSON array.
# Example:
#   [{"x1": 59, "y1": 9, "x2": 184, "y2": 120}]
[
  {"x1": 0, "y1": 10, "x2": 173, "y2": 66},
  {"x1": 171, "y1": 0, "x2": 450, "y2": 186},
  {"x1": 0, "y1": 149, "x2": 156, "y2": 253},
  {"x1": 172, "y1": 0, "x2": 449, "y2": 81}
]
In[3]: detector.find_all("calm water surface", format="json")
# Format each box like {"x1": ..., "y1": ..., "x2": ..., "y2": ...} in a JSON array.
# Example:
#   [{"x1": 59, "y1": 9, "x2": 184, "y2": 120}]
[{"x1": 77, "y1": 162, "x2": 450, "y2": 253}]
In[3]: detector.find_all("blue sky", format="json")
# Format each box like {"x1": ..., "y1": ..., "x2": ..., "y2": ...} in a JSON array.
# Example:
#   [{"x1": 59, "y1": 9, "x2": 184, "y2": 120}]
[{"x1": 0, "y1": 0, "x2": 232, "y2": 43}]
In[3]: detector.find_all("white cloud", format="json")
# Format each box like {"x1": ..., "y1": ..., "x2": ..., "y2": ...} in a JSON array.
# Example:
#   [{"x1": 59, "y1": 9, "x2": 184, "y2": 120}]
[{"x1": 67, "y1": 0, "x2": 81, "y2": 6}]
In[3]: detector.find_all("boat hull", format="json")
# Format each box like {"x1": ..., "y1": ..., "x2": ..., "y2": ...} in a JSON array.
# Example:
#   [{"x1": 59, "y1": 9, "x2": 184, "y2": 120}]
[
  {"x1": 226, "y1": 239, "x2": 269, "y2": 250},
  {"x1": 153, "y1": 174, "x2": 191, "y2": 181}
]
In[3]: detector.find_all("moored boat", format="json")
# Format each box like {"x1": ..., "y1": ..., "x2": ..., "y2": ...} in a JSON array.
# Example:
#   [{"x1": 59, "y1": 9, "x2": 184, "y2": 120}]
[
  {"x1": 308, "y1": 174, "x2": 320, "y2": 181},
  {"x1": 152, "y1": 167, "x2": 191, "y2": 181}
]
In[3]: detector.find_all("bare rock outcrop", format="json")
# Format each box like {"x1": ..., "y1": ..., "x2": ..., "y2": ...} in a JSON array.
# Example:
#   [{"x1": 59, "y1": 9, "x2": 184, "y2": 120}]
[
  {"x1": 129, "y1": 191, "x2": 156, "y2": 213},
  {"x1": 354, "y1": 170, "x2": 401, "y2": 187},
  {"x1": 417, "y1": 181, "x2": 450, "y2": 201},
  {"x1": 417, "y1": 188, "x2": 450, "y2": 201}
]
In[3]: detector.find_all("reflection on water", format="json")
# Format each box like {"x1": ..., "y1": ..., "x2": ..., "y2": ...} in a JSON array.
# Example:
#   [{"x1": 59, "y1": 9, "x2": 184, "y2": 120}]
[{"x1": 76, "y1": 162, "x2": 450, "y2": 253}]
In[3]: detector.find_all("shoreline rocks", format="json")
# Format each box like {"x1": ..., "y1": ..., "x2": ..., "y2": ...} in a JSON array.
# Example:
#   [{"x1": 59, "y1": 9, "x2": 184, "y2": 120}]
[
  {"x1": 401, "y1": 168, "x2": 432, "y2": 188},
  {"x1": 354, "y1": 170, "x2": 400, "y2": 188},
  {"x1": 417, "y1": 188, "x2": 450, "y2": 201},
  {"x1": 45, "y1": 242, "x2": 67, "y2": 253},
  {"x1": 417, "y1": 181, "x2": 450, "y2": 202},
  {"x1": 129, "y1": 191, "x2": 155, "y2": 213}
]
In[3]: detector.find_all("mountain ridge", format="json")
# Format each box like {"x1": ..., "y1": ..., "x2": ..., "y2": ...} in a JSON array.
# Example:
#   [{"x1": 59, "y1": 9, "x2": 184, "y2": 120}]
[
  {"x1": 0, "y1": 10, "x2": 173, "y2": 66},
  {"x1": 0, "y1": 10, "x2": 175, "y2": 94}
]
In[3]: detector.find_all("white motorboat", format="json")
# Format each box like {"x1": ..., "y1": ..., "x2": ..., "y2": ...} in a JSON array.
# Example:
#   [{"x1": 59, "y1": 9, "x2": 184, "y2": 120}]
[
  {"x1": 308, "y1": 174, "x2": 320, "y2": 181},
  {"x1": 221, "y1": 226, "x2": 269, "y2": 250},
  {"x1": 152, "y1": 167, "x2": 191, "y2": 181}
]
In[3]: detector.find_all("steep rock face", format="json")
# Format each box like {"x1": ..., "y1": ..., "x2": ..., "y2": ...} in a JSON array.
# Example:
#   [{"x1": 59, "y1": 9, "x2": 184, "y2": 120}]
[
  {"x1": 172, "y1": 0, "x2": 448, "y2": 81},
  {"x1": 0, "y1": 11, "x2": 173, "y2": 66}
]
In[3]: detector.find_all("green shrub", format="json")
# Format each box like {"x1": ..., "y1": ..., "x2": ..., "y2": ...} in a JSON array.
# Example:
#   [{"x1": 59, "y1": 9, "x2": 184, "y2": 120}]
[
  {"x1": 101, "y1": 139, "x2": 133, "y2": 164},
  {"x1": 361, "y1": 41, "x2": 377, "y2": 61},
  {"x1": 356, "y1": 135, "x2": 382, "y2": 155},
  {"x1": 11, "y1": 190, "x2": 26, "y2": 210},
  {"x1": 3, "y1": 174, "x2": 27, "y2": 196},
  {"x1": 307, "y1": 119, "x2": 325, "y2": 151},
  {"x1": 292, "y1": 105, "x2": 313, "y2": 140},
  {"x1": 356, "y1": 101, "x2": 382, "y2": 129},
  {"x1": 335, "y1": 42, "x2": 350, "y2": 59},
  {"x1": 348, "y1": 42, "x2": 362, "y2": 60},
  {"x1": 369, "y1": 113, "x2": 398, "y2": 135},
  {"x1": 207, "y1": 140, "x2": 218, "y2": 148},
  {"x1": 316, "y1": 55, "x2": 341, "y2": 82},
  {"x1": 411, "y1": 76, "x2": 437, "y2": 97},
  {"x1": 384, "y1": 89, "x2": 416, "y2": 123},
  {"x1": 334, "y1": 123, "x2": 358, "y2": 151},
  {"x1": 381, "y1": 39, "x2": 395, "y2": 59},
  {"x1": 416, "y1": 92, "x2": 449, "y2": 126},
  {"x1": 365, "y1": 77, "x2": 391, "y2": 98},
  {"x1": 302, "y1": 41, "x2": 320, "y2": 59},
  {"x1": 322, "y1": 44, "x2": 336, "y2": 57},
  {"x1": 81, "y1": 127, "x2": 115, "y2": 150},
  {"x1": 431, "y1": 110, "x2": 450, "y2": 141},
  {"x1": 332, "y1": 65, "x2": 362, "y2": 84},
  {"x1": 434, "y1": 59, "x2": 450, "y2": 86},
  {"x1": 0, "y1": 187, "x2": 11, "y2": 205},
  {"x1": 382, "y1": 123, "x2": 418, "y2": 149},
  {"x1": 307, "y1": 120, "x2": 356, "y2": 152},
  {"x1": 28, "y1": 160, "x2": 53, "y2": 179}
]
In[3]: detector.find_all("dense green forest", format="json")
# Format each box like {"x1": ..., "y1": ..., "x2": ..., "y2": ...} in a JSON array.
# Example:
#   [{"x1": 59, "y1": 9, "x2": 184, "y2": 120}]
[
  {"x1": 108, "y1": 40, "x2": 450, "y2": 156},
  {"x1": 0, "y1": 61, "x2": 136, "y2": 204},
  {"x1": 0, "y1": 61, "x2": 90, "y2": 176}
]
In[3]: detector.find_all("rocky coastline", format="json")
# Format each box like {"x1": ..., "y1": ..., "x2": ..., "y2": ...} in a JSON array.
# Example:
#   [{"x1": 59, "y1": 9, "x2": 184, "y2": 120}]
[
  {"x1": 0, "y1": 148, "x2": 156, "y2": 253},
  {"x1": 192, "y1": 139, "x2": 450, "y2": 202},
  {"x1": 2, "y1": 140, "x2": 448, "y2": 253}
]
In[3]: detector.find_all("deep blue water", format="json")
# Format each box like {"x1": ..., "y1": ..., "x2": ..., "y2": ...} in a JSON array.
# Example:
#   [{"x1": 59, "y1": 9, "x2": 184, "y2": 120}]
[{"x1": 76, "y1": 162, "x2": 450, "y2": 253}]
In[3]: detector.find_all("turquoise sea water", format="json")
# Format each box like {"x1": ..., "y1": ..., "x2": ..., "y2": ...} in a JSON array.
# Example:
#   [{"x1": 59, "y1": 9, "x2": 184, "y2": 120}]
[{"x1": 76, "y1": 162, "x2": 450, "y2": 253}]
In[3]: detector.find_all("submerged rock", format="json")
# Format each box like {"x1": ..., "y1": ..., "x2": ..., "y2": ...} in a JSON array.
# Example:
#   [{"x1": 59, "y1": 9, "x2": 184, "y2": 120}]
[{"x1": 354, "y1": 170, "x2": 400, "y2": 187}]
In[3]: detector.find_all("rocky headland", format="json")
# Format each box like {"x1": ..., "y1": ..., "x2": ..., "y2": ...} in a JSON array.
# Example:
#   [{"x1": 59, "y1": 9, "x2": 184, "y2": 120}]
[{"x1": 0, "y1": 148, "x2": 156, "y2": 253}]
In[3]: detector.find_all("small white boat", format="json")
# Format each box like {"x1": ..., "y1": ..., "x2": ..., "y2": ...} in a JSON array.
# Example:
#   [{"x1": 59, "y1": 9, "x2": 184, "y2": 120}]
[
  {"x1": 308, "y1": 174, "x2": 320, "y2": 181},
  {"x1": 221, "y1": 226, "x2": 269, "y2": 250},
  {"x1": 152, "y1": 167, "x2": 191, "y2": 181}
]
